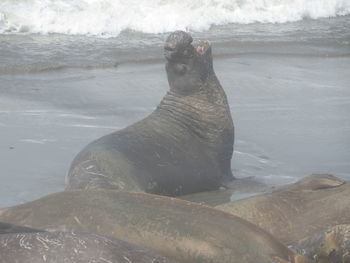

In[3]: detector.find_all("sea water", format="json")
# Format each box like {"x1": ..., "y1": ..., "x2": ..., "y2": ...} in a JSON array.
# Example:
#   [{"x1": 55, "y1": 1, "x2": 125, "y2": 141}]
[{"x1": 0, "y1": 0, "x2": 349, "y2": 207}]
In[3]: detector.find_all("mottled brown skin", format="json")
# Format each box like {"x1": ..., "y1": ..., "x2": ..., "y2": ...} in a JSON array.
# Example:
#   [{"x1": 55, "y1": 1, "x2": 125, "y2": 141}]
[
  {"x1": 293, "y1": 224, "x2": 350, "y2": 263},
  {"x1": 0, "y1": 231, "x2": 178, "y2": 263},
  {"x1": 0, "y1": 190, "x2": 311, "y2": 263},
  {"x1": 66, "y1": 31, "x2": 234, "y2": 196},
  {"x1": 216, "y1": 174, "x2": 349, "y2": 245}
]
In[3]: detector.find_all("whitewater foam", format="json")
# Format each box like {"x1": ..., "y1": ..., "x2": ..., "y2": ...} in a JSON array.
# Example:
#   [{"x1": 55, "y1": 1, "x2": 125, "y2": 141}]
[{"x1": 0, "y1": 0, "x2": 349, "y2": 37}]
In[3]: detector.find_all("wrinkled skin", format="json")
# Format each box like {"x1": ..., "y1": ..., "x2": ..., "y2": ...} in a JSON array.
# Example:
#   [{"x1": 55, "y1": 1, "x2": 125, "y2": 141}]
[
  {"x1": 66, "y1": 31, "x2": 234, "y2": 196},
  {"x1": 216, "y1": 174, "x2": 350, "y2": 245},
  {"x1": 0, "y1": 231, "x2": 177, "y2": 263},
  {"x1": 0, "y1": 190, "x2": 311, "y2": 263},
  {"x1": 292, "y1": 224, "x2": 350, "y2": 263}
]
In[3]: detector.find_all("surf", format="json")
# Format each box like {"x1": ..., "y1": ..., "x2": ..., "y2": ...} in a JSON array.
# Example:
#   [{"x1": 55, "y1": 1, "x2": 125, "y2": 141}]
[{"x1": 1, "y1": 0, "x2": 349, "y2": 37}]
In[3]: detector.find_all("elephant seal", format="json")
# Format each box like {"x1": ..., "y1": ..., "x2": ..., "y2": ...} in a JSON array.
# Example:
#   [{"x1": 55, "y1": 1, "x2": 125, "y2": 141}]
[
  {"x1": 0, "y1": 231, "x2": 177, "y2": 263},
  {"x1": 216, "y1": 174, "x2": 349, "y2": 245},
  {"x1": 0, "y1": 190, "x2": 311, "y2": 263},
  {"x1": 292, "y1": 224, "x2": 350, "y2": 263},
  {"x1": 66, "y1": 30, "x2": 234, "y2": 196}
]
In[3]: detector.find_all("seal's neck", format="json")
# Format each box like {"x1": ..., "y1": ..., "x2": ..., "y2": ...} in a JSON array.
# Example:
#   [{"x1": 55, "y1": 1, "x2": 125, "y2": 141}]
[
  {"x1": 156, "y1": 89, "x2": 230, "y2": 144},
  {"x1": 155, "y1": 90, "x2": 234, "y2": 179}
]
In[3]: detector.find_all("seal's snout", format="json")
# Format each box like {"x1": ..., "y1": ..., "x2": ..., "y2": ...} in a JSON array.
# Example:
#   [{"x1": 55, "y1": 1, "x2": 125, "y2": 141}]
[
  {"x1": 194, "y1": 40, "x2": 211, "y2": 55},
  {"x1": 164, "y1": 30, "x2": 193, "y2": 61},
  {"x1": 164, "y1": 31, "x2": 212, "y2": 65}
]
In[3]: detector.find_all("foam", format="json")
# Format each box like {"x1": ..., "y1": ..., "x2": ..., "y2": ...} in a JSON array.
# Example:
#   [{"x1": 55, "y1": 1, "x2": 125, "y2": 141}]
[{"x1": 0, "y1": 0, "x2": 349, "y2": 36}]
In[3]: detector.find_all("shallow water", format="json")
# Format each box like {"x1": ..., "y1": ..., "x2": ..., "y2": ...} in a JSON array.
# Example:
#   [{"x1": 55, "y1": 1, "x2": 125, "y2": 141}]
[{"x1": 0, "y1": 15, "x2": 349, "y2": 207}]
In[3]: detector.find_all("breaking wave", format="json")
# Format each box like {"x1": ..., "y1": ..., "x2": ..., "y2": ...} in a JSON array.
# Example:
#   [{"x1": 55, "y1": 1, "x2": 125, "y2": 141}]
[{"x1": 0, "y1": 0, "x2": 349, "y2": 36}]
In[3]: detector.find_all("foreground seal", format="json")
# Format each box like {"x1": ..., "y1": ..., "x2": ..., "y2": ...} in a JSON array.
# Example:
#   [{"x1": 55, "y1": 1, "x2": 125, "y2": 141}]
[
  {"x1": 0, "y1": 231, "x2": 177, "y2": 263},
  {"x1": 66, "y1": 31, "x2": 234, "y2": 196},
  {"x1": 293, "y1": 224, "x2": 350, "y2": 263},
  {"x1": 216, "y1": 174, "x2": 349, "y2": 245},
  {"x1": 0, "y1": 190, "x2": 311, "y2": 263}
]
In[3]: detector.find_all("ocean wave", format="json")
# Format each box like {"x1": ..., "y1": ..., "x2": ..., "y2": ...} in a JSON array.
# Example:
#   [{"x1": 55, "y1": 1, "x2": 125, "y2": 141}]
[{"x1": 0, "y1": 0, "x2": 349, "y2": 37}]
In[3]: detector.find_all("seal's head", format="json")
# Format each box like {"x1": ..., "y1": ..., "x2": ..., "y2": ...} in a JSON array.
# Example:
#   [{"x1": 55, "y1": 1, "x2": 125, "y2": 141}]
[{"x1": 164, "y1": 31, "x2": 214, "y2": 95}]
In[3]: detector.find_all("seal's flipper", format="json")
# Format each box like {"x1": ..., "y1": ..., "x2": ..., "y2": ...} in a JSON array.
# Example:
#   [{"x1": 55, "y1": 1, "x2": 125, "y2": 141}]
[
  {"x1": 0, "y1": 222, "x2": 44, "y2": 234},
  {"x1": 295, "y1": 174, "x2": 346, "y2": 191}
]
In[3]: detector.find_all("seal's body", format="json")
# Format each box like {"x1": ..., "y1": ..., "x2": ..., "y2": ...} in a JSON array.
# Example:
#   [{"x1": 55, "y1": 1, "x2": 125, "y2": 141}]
[
  {"x1": 66, "y1": 31, "x2": 234, "y2": 196},
  {"x1": 0, "y1": 190, "x2": 311, "y2": 263},
  {"x1": 0, "y1": 231, "x2": 177, "y2": 263},
  {"x1": 216, "y1": 174, "x2": 349, "y2": 245}
]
